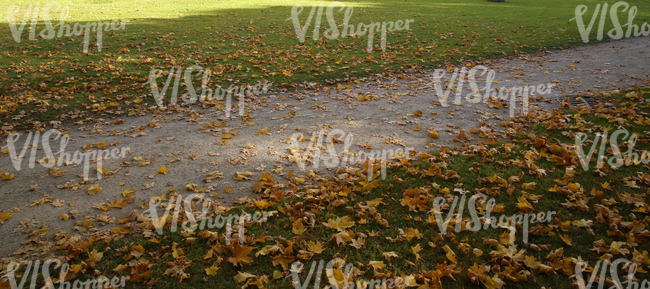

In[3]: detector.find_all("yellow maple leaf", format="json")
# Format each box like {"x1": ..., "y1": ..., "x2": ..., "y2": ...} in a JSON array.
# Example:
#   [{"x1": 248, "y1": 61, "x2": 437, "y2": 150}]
[
  {"x1": 443, "y1": 245, "x2": 457, "y2": 264},
  {"x1": 272, "y1": 254, "x2": 295, "y2": 271},
  {"x1": 121, "y1": 188, "x2": 136, "y2": 197},
  {"x1": 516, "y1": 197, "x2": 533, "y2": 212},
  {"x1": 559, "y1": 234, "x2": 573, "y2": 246},
  {"x1": 521, "y1": 182, "x2": 537, "y2": 190},
  {"x1": 307, "y1": 241, "x2": 324, "y2": 254},
  {"x1": 205, "y1": 265, "x2": 219, "y2": 276},
  {"x1": 129, "y1": 245, "x2": 144, "y2": 258},
  {"x1": 69, "y1": 264, "x2": 83, "y2": 274},
  {"x1": 30, "y1": 195, "x2": 52, "y2": 206},
  {"x1": 112, "y1": 264, "x2": 128, "y2": 273},
  {"x1": 412, "y1": 244, "x2": 423, "y2": 260},
  {"x1": 404, "y1": 275, "x2": 419, "y2": 287},
  {"x1": 86, "y1": 184, "x2": 101, "y2": 195},
  {"x1": 323, "y1": 216, "x2": 355, "y2": 232},
  {"x1": 429, "y1": 129, "x2": 440, "y2": 139},
  {"x1": 172, "y1": 245, "x2": 184, "y2": 258},
  {"x1": 229, "y1": 245, "x2": 254, "y2": 266},
  {"x1": 368, "y1": 261, "x2": 385, "y2": 271},
  {"x1": 405, "y1": 228, "x2": 423, "y2": 241},
  {"x1": 483, "y1": 276, "x2": 505, "y2": 289},
  {"x1": 601, "y1": 181, "x2": 612, "y2": 190},
  {"x1": 0, "y1": 170, "x2": 16, "y2": 180},
  {"x1": 292, "y1": 219, "x2": 306, "y2": 235},
  {"x1": 158, "y1": 166, "x2": 169, "y2": 175},
  {"x1": 87, "y1": 249, "x2": 103, "y2": 263},
  {"x1": 523, "y1": 255, "x2": 541, "y2": 269},
  {"x1": 0, "y1": 211, "x2": 14, "y2": 224},
  {"x1": 499, "y1": 231, "x2": 513, "y2": 245},
  {"x1": 234, "y1": 272, "x2": 255, "y2": 283},
  {"x1": 272, "y1": 270, "x2": 283, "y2": 279},
  {"x1": 572, "y1": 219, "x2": 593, "y2": 228},
  {"x1": 382, "y1": 252, "x2": 398, "y2": 261},
  {"x1": 467, "y1": 263, "x2": 488, "y2": 283},
  {"x1": 333, "y1": 231, "x2": 354, "y2": 246},
  {"x1": 234, "y1": 171, "x2": 253, "y2": 181}
]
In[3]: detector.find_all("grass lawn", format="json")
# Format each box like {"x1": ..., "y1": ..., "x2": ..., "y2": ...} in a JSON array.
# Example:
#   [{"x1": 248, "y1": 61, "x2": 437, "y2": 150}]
[
  {"x1": 1, "y1": 0, "x2": 649, "y2": 127},
  {"x1": 5, "y1": 89, "x2": 650, "y2": 288}
]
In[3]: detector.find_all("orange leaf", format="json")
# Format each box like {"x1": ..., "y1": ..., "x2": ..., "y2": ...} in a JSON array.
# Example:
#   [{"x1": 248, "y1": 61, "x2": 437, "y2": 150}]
[{"x1": 229, "y1": 245, "x2": 254, "y2": 267}]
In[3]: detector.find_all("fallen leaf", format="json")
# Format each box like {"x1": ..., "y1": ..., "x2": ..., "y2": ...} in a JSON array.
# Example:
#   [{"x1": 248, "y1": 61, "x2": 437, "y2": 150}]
[{"x1": 86, "y1": 184, "x2": 101, "y2": 195}]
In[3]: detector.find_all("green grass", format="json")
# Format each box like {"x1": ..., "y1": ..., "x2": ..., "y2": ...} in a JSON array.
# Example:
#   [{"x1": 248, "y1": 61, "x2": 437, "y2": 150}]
[
  {"x1": 1, "y1": 0, "x2": 650, "y2": 127},
  {"x1": 6, "y1": 89, "x2": 650, "y2": 288}
]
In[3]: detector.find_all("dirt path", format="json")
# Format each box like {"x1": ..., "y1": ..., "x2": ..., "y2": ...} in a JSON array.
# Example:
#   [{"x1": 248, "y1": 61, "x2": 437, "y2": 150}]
[{"x1": 0, "y1": 36, "x2": 648, "y2": 258}]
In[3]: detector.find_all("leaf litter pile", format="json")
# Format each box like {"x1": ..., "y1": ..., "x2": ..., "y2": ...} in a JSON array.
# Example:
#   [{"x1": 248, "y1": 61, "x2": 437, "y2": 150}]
[{"x1": 1, "y1": 88, "x2": 650, "y2": 288}]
